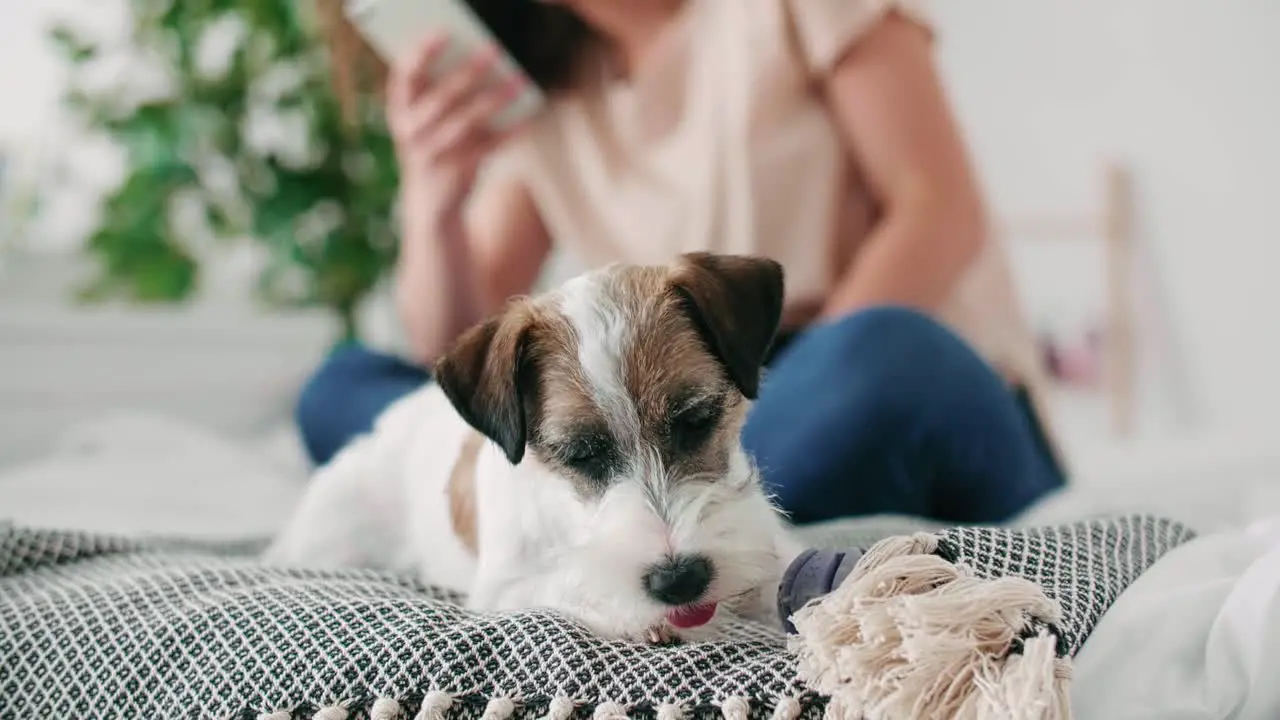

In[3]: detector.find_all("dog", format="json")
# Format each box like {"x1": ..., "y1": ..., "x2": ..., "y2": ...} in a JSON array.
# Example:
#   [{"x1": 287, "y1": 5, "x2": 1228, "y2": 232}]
[{"x1": 264, "y1": 252, "x2": 804, "y2": 643}]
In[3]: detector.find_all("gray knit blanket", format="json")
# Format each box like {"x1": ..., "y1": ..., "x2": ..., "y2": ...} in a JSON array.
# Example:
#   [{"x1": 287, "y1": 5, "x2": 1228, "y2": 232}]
[{"x1": 0, "y1": 514, "x2": 1195, "y2": 720}]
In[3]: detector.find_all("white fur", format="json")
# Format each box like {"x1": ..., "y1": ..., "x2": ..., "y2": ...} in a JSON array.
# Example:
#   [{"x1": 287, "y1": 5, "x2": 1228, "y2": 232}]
[
  {"x1": 264, "y1": 269, "x2": 804, "y2": 642},
  {"x1": 263, "y1": 384, "x2": 479, "y2": 591},
  {"x1": 557, "y1": 270, "x2": 640, "y2": 437}
]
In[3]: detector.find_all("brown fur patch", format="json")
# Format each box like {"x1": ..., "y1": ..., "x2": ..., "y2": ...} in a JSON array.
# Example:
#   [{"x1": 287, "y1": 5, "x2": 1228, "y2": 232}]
[
  {"x1": 616, "y1": 266, "x2": 748, "y2": 483},
  {"x1": 518, "y1": 301, "x2": 611, "y2": 492},
  {"x1": 525, "y1": 262, "x2": 759, "y2": 495},
  {"x1": 522, "y1": 305, "x2": 593, "y2": 439},
  {"x1": 435, "y1": 299, "x2": 587, "y2": 465},
  {"x1": 666, "y1": 253, "x2": 784, "y2": 399},
  {"x1": 442, "y1": 254, "x2": 780, "y2": 501},
  {"x1": 447, "y1": 431, "x2": 485, "y2": 556}
]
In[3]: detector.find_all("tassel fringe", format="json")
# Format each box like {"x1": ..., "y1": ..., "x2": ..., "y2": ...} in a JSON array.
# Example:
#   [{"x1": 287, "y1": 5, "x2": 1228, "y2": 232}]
[
  {"x1": 369, "y1": 698, "x2": 401, "y2": 720},
  {"x1": 480, "y1": 698, "x2": 517, "y2": 720},
  {"x1": 415, "y1": 691, "x2": 453, "y2": 720},
  {"x1": 247, "y1": 692, "x2": 805, "y2": 719},
  {"x1": 592, "y1": 702, "x2": 629, "y2": 720},
  {"x1": 655, "y1": 702, "x2": 685, "y2": 720},
  {"x1": 789, "y1": 533, "x2": 1074, "y2": 720},
  {"x1": 720, "y1": 697, "x2": 751, "y2": 720},
  {"x1": 540, "y1": 697, "x2": 577, "y2": 720}
]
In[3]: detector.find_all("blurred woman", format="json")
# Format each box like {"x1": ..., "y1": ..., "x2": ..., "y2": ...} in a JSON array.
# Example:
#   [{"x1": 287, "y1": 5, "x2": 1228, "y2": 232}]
[{"x1": 298, "y1": 0, "x2": 1067, "y2": 524}]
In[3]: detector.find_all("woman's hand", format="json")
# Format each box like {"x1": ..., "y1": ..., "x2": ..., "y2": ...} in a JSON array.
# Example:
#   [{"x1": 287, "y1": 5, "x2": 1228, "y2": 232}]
[
  {"x1": 385, "y1": 34, "x2": 551, "y2": 367},
  {"x1": 387, "y1": 34, "x2": 529, "y2": 224}
]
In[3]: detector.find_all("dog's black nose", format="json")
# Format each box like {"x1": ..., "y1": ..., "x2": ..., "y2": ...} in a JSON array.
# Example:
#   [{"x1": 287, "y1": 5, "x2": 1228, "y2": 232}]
[{"x1": 643, "y1": 554, "x2": 714, "y2": 606}]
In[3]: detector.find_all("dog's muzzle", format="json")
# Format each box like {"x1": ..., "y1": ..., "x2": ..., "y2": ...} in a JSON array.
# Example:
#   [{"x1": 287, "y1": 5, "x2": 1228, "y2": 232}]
[
  {"x1": 643, "y1": 554, "x2": 713, "y2": 606},
  {"x1": 644, "y1": 554, "x2": 721, "y2": 629}
]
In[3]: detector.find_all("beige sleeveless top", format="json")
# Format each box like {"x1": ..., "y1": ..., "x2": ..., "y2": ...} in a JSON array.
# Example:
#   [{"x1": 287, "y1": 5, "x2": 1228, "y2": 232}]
[{"x1": 490, "y1": 0, "x2": 1046, "y2": 398}]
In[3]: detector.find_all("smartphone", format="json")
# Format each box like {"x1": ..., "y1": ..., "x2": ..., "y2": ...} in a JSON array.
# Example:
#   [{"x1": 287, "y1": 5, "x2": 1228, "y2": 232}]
[{"x1": 345, "y1": 0, "x2": 546, "y2": 132}]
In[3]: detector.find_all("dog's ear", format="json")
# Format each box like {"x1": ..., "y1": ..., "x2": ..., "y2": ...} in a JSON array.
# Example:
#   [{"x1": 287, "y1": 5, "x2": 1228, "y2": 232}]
[
  {"x1": 668, "y1": 252, "x2": 785, "y2": 399},
  {"x1": 434, "y1": 306, "x2": 534, "y2": 465}
]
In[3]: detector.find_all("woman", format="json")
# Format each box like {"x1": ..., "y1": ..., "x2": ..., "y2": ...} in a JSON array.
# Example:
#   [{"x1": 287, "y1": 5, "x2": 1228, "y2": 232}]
[{"x1": 298, "y1": 0, "x2": 1067, "y2": 525}]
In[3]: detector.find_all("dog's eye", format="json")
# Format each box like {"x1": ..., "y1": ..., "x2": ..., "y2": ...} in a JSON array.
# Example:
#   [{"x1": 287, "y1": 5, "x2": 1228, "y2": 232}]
[
  {"x1": 560, "y1": 436, "x2": 615, "y2": 481},
  {"x1": 670, "y1": 404, "x2": 720, "y2": 449},
  {"x1": 676, "y1": 407, "x2": 715, "y2": 431},
  {"x1": 566, "y1": 446, "x2": 600, "y2": 467}
]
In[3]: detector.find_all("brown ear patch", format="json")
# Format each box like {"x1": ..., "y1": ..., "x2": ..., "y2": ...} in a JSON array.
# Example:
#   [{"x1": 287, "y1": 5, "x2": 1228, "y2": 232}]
[
  {"x1": 667, "y1": 252, "x2": 785, "y2": 399},
  {"x1": 434, "y1": 303, "x2": 537, "y2": 465},
  {"x1": 447, "y1": 431, "x2": 485, "y2": 556}
]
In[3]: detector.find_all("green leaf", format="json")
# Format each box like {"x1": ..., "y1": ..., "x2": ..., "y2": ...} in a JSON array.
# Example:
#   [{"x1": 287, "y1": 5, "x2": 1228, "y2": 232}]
[
  {"x1": 48, "y1": 24, "x2": 99, "y2": 63},
  {"x1": 203, "y1": 200, "x2": 240, "y2": 237},
  {"x1": 250, "y1": 169, "x2": 315, "y2": 242},
  {"x1": 60, "y1": 0, "x2": 400, "y2": 332},
  {"x1": 131, "y1": 251, "x2": 198, "y2": 301}
]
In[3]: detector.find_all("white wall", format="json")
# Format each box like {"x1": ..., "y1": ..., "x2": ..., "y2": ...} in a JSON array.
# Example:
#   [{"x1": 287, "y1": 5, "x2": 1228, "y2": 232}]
[
  {"x1": 3, "y1": 1, "x2": 1280, "y2": 450},
  {"x1": 0, "y1": 0, "x2": 61, "y2": 139},
  {"x1": 933, "y1": 1, "x2": 1280, "y2": 440},
  {"x1": 0, "y1": 0, "x2": 129, "y2": 256}
]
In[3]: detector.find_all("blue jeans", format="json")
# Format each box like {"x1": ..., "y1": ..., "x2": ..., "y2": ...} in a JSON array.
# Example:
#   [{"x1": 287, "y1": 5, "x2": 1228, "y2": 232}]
[{"x1": 295, "y1": 306, "x2": 1066, "y2": 524}]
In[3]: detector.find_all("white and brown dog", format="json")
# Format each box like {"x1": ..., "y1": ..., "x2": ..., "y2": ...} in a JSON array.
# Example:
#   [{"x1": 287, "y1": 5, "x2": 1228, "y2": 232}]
[{"x1": 265, "y1": 252, "x2": 803, "y2": 643}]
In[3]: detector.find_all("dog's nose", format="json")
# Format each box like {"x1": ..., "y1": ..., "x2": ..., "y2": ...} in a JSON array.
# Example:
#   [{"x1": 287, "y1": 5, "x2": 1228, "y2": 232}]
[{"x1": 643, "y1": 554, "x2": 714, "y2": 606}]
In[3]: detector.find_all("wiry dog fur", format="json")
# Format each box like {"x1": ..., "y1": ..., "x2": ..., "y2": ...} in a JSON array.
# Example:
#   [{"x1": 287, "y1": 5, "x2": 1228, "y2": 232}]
[{"x1": 264, "y1": 253, "x2": 804, "y2": 643}]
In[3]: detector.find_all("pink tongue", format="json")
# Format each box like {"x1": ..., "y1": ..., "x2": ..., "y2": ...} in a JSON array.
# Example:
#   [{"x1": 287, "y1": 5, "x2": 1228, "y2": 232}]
[{"x1": 666, "y1": 603, "x2": 718, "y2": 629}]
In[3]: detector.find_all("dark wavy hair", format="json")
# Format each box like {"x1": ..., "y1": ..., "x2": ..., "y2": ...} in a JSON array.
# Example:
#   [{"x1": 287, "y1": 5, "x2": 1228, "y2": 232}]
[{"x1": 463, "y1": 0, "x2": 596, "y2": 93}]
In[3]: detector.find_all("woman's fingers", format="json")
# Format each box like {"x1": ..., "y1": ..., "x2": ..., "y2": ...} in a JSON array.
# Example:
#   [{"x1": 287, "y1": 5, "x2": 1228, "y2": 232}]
[
  {"x1": 388, "y1": 33, "x2": 451, "y2": 113},
  {"x1": 385, "y1": 34, "x2": 529, "y2": 177},
  {"x1": 407, "y1": 45, "x2": 503, "y2": 138},
  {"x1": 422, "y1": 74, "x2": 526, "y2": 155}
]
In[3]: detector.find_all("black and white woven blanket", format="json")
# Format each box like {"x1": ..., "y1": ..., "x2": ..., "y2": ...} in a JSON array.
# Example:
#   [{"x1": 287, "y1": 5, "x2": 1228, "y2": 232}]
[{"x1": 0, "y1": 514, "x2": 1195, "y2": 720}]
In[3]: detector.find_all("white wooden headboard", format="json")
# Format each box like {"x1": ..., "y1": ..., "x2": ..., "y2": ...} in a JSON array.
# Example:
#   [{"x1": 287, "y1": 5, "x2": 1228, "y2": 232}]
[{"x1": 998, "y1": 161, "x2": 1137, "y2": 439}]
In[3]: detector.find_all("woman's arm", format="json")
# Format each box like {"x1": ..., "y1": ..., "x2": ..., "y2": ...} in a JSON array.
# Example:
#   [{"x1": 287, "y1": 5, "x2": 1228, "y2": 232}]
[
  {"x1": 395, "y1": 174, "x2": 552, "y2": 366},
  {"x1": 384, "y1": 34, "x2": 553, "y2": 367},
  {"x1": 816, "y1": 13, "x2": 988, "y2": 320}
]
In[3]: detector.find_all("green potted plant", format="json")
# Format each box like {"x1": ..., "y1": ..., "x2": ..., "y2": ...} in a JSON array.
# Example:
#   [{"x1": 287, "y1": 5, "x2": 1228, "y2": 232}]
[{"x1": 48, "y1": 0, "x2": 398, "y2": 342}]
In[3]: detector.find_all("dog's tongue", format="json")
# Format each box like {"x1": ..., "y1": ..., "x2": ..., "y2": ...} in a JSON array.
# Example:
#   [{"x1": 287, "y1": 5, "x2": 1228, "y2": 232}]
[{"x1": 666, "y1": 603, "x2": 718, "y2": 629}]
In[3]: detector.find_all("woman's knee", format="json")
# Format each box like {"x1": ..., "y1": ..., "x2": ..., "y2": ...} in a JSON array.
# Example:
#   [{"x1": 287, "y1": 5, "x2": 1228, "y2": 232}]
[
  {"x1": 743, "y1": 305, "x2": 1056, "y2": 523},
  {"x1": 295, "y1": 344, "x2": 429, "y2": 466},
  {"x1": 742, "y1": 366, "x2": 933, "y2": 523},
  {"x1": 296, "y1": 346, "x2": 382, "y2": 424},
  {"x1": 757, "y1": 305, "x2": 1006, "y2": 427},
  {"x1": 796, "y1": 305, "x2": 996, "y2": 387}
]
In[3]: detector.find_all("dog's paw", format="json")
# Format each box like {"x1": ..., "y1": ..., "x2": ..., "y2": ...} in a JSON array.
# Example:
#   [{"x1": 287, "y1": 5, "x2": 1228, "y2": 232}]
[
  {"x1": 647, "y1": 624, "x2": 683, "y2": 646},
  {"x1": 619, "y1": 624, "x2": 682, "y2": 646}
]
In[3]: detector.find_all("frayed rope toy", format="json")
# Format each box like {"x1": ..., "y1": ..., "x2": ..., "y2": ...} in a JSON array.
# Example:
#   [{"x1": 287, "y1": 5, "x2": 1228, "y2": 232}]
[{"x1": 789, "y1": 532, "x2": 1073, "y2": 720}]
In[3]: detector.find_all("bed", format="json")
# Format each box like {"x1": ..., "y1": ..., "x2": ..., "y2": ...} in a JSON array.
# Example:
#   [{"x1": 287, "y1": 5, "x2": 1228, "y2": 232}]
[
  {"x1": 3, "y1": 210, "x2": 1278, "y2": 716},
  {"x1": 1, "y1": 408, "x2": 1279, "y2": 719}
]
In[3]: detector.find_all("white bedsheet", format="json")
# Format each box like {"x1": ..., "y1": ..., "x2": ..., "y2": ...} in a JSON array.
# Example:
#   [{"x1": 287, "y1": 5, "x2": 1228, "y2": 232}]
[
  {"x1": 1072, "y1": 516, "x2": 1280, "y2": 720},
  {"x1": 2, "y1": 411, "x2": 1279, "y2": 719},
  {"x1": 0, "y1": 411, "x2": 306, "y2": 538}
]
